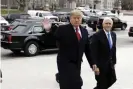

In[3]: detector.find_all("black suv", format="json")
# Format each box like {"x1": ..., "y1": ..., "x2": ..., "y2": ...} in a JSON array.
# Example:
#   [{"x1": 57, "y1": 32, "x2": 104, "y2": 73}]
[
  {"x1": 1, "y1": 21, "x2": 66, "y2": 56},
  {"x1": 97, "y1": 16, "x2": 127, "y2": 30},
  {"x1": 1, "y1": 19, "x2": 42, "y2": 31}
]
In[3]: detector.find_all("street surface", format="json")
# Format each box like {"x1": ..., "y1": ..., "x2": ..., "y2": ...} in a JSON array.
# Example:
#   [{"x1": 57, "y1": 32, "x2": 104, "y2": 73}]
[{"x1": 1, "y1": 15, "x2": 133, "y2": 89}]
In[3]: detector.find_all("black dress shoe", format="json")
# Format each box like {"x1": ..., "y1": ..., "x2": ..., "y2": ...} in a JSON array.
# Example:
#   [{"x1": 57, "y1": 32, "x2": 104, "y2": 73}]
[
  {"x1": 55, "y1": 72, "x2": 83, "y2": 86},
  {"x1": 93, "y1": 87, "x2": 98, "y2": 89},
  {"x1": 55, "y1": 73, "x2": 59, "y2": 83}
]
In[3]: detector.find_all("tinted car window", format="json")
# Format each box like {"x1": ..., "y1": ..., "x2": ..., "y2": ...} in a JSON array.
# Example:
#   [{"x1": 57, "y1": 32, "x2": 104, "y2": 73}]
[
  {"x1": 113, "y1": 17, "x2": 119, "y2": 22},
  {"x1": 13, "y1": 25, "x2": 26, "y2": 33},
  {"x1": 33, "y1": 26, "x2": 43, "y2": 33}
]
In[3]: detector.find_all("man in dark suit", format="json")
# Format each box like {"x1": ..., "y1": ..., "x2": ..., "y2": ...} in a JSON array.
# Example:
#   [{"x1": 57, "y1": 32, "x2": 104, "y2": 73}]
[
  {"x1": 90, "y1": 17, "x2": 117, "y2": 89},
  {"x1": 55, "y1": 10, "x2": 98, "y2": 89}
]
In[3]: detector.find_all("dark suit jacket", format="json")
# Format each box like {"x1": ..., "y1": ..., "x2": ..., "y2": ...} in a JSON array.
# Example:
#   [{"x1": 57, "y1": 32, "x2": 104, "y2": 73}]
[
  {"x1": 90, "y1": 29, "x2": 117, "y2": 68},
  {"x1": 55, "y1": 23, "x2": 95, "y2": 67}
]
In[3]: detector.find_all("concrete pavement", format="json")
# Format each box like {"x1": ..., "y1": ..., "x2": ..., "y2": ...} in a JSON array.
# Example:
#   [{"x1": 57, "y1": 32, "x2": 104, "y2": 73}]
[{"x1": 1, "y1": 45, "x2": 133, "y2": 89}]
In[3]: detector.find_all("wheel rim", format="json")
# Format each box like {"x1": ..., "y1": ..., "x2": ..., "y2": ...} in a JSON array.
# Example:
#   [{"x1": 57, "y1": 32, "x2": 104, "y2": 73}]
[{"x1": 28, "y1": 44, "x2": 37, "y2": 54}]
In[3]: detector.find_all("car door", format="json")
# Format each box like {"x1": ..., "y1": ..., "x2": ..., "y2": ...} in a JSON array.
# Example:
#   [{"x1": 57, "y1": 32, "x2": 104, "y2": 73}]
[{"x1": 112, "y1": 17, "x2": 122, "y2": 28}]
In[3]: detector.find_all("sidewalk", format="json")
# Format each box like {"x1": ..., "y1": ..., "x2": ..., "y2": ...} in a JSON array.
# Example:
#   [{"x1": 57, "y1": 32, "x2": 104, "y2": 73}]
[
  {"x1": 1, "y1": 47, "x2": 133, "y2": 89},
  {"x1": 81, "y1": 47, "x2": 133, "y2": 89}
]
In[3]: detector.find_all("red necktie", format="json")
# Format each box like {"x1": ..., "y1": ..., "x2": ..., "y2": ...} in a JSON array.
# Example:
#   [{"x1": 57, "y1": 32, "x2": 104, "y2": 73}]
[{"x1": 75, "y1": 27, "x2": 81, "y2": 41}]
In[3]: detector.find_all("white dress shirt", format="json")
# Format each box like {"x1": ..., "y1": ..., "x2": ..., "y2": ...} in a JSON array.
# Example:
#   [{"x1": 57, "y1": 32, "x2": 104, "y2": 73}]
[{"x1": 104, "y1": 30, "x2": 113, "y2": 46}]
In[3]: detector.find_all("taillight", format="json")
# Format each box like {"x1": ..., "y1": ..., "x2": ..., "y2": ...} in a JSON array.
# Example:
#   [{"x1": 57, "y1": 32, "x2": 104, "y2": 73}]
[{"x1": 8, "y1": 35, "x2": 12, "y2": 43}]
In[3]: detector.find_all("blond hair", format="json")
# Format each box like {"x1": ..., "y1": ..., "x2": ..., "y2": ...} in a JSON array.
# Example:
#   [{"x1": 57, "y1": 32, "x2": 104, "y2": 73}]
[{"x1": 70, "y1": 10, "x2": 83, "y2": 17}]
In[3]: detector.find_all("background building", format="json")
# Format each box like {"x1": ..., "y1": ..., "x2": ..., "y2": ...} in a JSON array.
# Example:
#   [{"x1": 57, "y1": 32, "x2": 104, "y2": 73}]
[{"x1": 1, "y1": 0, "x2": 115, "y2": 10}]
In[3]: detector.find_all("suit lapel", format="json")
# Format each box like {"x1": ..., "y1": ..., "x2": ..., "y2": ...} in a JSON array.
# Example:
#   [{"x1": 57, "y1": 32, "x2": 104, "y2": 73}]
[{"x1": 68, "y1": 24, "x2": 79, "y2": 43}]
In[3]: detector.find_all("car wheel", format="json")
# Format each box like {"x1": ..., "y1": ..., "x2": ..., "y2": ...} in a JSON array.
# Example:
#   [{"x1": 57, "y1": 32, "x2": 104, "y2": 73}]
[
  {"x1": 24, "y1": 41, "x2": 39, "y2": 56},
  {"x1": 121, "y1": 24, "x2": 127, "y2": 30},
  {"x1": 11, "y1": 50, "x2": 21, "y2": 54}
]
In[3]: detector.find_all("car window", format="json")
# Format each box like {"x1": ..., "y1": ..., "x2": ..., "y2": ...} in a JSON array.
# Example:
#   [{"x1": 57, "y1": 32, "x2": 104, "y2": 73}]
[
  {"x1": 33, "y1": 26, "x2": 43, "y2": 33},
  {"x1": 36, "y1": 13, "x2": 39, "y2": 16},
  {"x1": 12, "y1": 25, "x2": 26, "y2": 33},
  {"x1": 39, "y1": 13, "x2": 43, "y2": 17},
  {"x1": 113, "y1": 17, "x2": 119, "y2": 22}
]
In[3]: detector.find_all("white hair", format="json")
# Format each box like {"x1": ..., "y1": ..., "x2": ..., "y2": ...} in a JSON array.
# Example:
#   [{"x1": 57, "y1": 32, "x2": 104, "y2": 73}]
[
  {"x1": 102, "y1": 17, "x2": 113, "y2": 25},
  {"x1": 70, "y1": 10, "x2": 83, "y2": 17}
]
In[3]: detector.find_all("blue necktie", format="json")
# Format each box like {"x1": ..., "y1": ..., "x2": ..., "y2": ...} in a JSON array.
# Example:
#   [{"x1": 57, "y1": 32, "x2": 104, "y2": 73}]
[{"x1": 107, "y1": 32, "x2": 112, "y2": 49}]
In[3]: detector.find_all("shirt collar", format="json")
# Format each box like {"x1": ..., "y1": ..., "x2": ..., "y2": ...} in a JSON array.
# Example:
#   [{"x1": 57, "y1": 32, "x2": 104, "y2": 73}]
[
  {"x1": 103, "y1": 29, "x2": 111, "y2": 35},
  {"x1": 73, "y1": 26, "x2": 80, "y2": 31}
]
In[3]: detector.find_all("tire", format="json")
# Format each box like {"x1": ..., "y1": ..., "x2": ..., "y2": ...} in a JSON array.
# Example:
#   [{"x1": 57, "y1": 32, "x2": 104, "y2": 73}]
[
  {"x1": 24, "y1": 41, "x2": 39, "y2": 56},
  {"x1": 121, "y1": 24, "x2": 127, "y2": 30},
  {"x1": 11, "y1": 49, "x2": 21, "y2": 54}
]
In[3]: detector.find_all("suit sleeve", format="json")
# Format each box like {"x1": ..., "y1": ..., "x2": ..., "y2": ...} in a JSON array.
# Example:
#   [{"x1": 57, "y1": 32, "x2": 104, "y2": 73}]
[
  {"x1": 112, "y1": 33, "x2": 117, "y2": 64},
  {"x1": 54, "y1": 26, "x2": 62, "y2": 47},
  {"x1": 89, "y1": 33, "x2": 99, "y2": 67},
  {"x1": 85, "y1": 31, "x2": 96, "y2": 68},
  {"x1": 0, "y1": 69, "x2": 2, "y2": 78}
]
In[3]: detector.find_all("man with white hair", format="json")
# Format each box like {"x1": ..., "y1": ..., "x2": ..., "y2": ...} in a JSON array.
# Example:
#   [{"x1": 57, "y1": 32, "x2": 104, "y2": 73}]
[
  {"x1": 55, "y1": 10, "x2": 97, "y2": 89},
  {"x1": 90, "y1": 17, "x2": 117, "y2": 89}
]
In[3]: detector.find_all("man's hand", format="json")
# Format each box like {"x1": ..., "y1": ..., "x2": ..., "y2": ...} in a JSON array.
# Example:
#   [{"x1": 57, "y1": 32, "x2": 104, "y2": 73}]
[
  {"x1": 94, "y1": 68, "x2": 100, "y2": 75},
  {"x1": 92, "y1": 65, "x2": 100, "y2": 75}
]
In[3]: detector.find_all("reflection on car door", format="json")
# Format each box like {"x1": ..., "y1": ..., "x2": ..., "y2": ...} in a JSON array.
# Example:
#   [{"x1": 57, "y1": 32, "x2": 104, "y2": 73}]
[{"x1": 112, "y1": 17, "x2": 122, "y2": 28}]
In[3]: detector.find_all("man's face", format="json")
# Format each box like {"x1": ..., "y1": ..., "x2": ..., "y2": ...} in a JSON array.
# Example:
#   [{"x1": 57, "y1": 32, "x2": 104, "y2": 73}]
[
  {"x1": 102, "y1": 20, "x2": 113, "y2": 32},
  {"x1": 70, "y1": 15, "x2": 82, "y2": 27}
]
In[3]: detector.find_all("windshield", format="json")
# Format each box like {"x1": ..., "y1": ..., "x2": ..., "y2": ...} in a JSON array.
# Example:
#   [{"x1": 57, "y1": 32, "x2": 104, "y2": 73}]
[
  {"x1": 12, "y1": 25, "x2": 26, "y2": 33},
  {"x1": 43, "y1": 13, "x2": 53, "y2": 16}
]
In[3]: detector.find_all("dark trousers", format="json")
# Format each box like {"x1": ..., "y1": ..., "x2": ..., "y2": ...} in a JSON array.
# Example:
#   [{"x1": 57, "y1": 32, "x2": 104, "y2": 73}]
[
  {"x1": 57, "y1": 59, "x2": 82, "y2": 89},
  {"x1": 94, "y1": 62, "x2": 116, "y2": 89},
  {"x1": 0, "y1": 69, "x2": 2, "y2": 78}
]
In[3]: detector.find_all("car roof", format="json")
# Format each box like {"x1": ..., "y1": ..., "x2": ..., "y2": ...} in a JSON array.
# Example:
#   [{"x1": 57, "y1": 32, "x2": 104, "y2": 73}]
[{"x1": 17, "y1": 21, "x2": 67, "y2": 26}]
